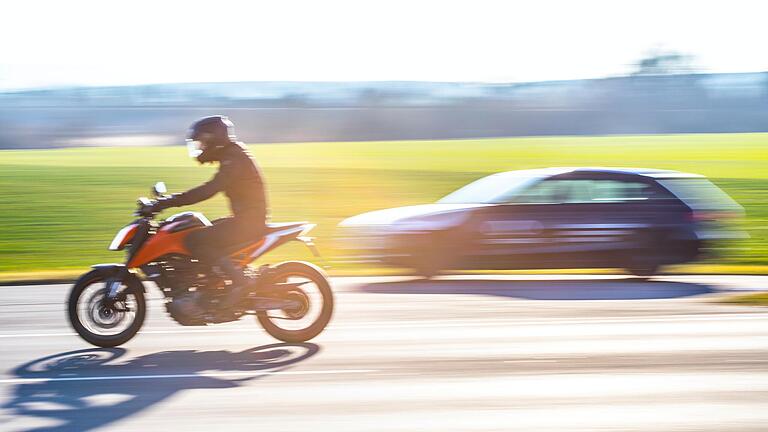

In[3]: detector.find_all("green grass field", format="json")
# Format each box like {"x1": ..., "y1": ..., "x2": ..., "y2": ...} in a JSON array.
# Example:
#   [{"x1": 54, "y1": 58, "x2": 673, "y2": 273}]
[{"x1": 1, "y1": 133, "x2": 766, "y2": 279}]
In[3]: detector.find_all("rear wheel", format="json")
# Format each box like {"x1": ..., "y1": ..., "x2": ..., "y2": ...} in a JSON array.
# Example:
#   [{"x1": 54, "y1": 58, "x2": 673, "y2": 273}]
[
  {"x1": 67, "y1": 270, "x2": 146, "y2": 348},
  {"x1": 624, "y1": 230, "x2": 664, "y2": 277},
  {"x1": 257, "y1": 261, "x2": 334, "y2": 343}
]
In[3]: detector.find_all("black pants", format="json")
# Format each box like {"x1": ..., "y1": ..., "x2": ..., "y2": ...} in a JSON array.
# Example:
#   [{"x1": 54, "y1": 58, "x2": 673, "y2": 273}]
[{"x1": 184, "y1": 217, "x2": 265, "y2": 263}]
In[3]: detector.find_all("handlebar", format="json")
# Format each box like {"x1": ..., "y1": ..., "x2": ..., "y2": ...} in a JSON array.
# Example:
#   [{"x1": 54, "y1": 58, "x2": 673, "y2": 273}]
[
  {"x1": 133, "y1": 181, "x2": 168, "y2": 218},
  {"x1": 134, "y1": 197, "x2": 157, "y2": 218},
  {"x1": 134, "y1": 181, "x2": 171, "y2": 217}
]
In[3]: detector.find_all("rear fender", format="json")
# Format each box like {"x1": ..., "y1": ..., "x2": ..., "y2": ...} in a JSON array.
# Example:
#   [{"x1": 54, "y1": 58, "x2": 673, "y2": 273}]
[
  {"x1": 250, "y1": 224, "x2": 315, "y2": 260},
  {"x1": 90, "y1": 264, "x2": 146, "y2": 293}
]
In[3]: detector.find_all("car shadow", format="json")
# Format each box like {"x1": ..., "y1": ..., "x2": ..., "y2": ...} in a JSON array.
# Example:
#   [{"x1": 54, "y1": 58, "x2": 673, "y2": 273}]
[
  {"x1": 3, "y1": 343, "x2": 319, "y2": 432},
  {"x1": 358, "y1": 277, "x2": 716, "y2": 300}
]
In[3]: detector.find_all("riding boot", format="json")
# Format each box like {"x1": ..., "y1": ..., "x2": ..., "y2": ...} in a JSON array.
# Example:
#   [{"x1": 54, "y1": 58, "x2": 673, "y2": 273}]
[{"x1": 215, "y1": 257, "x2": 256, "y2": 311}]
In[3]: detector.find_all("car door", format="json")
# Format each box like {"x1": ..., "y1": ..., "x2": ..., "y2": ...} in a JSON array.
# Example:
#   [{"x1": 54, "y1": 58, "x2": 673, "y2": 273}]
[
  {"x1": 548, "y1": 177, "x2": 656, "y2": 257},
  {"x1": 473, "y1": 177, "x2": 570, "y2": 266},
  {"x1": 474, "y1": 174, "x2": 661, "y2": 268}
]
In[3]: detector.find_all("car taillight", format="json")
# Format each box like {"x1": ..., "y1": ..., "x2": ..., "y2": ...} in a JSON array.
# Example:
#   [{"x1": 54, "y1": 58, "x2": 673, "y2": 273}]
[{"x1": 687, "y1": 210, "x2": 739, "y2": 222}]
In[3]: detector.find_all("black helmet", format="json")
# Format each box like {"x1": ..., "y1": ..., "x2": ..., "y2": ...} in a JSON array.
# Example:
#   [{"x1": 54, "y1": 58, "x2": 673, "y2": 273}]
[{"x1": 186, "y1": 115, "x2": 236, "y2": 163}]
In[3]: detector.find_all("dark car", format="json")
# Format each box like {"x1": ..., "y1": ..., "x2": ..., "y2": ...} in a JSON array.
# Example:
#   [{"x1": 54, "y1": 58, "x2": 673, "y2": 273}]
[{"x1": 337, "y1": 167, "x2": 744, "y2": 277}]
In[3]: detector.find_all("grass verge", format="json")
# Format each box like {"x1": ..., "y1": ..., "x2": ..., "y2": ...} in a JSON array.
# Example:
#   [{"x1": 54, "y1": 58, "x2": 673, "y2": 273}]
[
  {"x1": 720, "y1": 292, "x2": 768, "y2": 306},
  {"x1": 1, "y1": 133, "x2": 766, "y2": 276}
]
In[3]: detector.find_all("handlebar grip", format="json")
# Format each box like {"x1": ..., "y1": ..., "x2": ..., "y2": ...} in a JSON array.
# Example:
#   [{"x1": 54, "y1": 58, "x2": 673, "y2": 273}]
[{"x1": 135, "y1": 197, "x2": 157, "y2": 217}]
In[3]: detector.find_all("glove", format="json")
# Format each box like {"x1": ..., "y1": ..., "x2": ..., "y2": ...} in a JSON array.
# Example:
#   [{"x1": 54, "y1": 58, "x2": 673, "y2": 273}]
[
  {"x1": 137, "y1": 200, "x2": 159, "y2": 217},
  {"x1": 136, "y1": 195, "x2": 178, "y2": 217}
]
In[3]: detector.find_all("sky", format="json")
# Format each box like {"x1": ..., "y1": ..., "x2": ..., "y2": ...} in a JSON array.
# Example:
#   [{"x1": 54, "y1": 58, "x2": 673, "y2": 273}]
[{"x1": 1, "y1": 0, "x2": 767, "y2": 90}]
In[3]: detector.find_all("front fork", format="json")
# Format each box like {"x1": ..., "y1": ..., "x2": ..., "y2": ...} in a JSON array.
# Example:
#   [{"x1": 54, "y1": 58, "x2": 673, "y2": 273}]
[
  {"x1": 105, "y1": 219, "x2": 152, "y2": 305},
  {"x1": 106, "y1": 268, "x2": 129, "y2": 300},
  {"x1": 105, "y1": 281, "x2": 122, "y2": 303},
  {"x1": 89, "y1": 265, "x2": 136, "y2": 312}
]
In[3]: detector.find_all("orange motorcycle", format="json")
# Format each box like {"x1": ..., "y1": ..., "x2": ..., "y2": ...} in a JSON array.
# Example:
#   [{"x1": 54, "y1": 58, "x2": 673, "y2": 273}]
[{"x1": 67, "y1": 182, "x2": 333, "y2": 347}]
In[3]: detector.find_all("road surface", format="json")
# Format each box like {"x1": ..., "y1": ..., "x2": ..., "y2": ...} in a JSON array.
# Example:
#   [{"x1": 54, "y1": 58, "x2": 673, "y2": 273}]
[{"x1": 0, "y1": 274, "x2": 767, "y2": 431}]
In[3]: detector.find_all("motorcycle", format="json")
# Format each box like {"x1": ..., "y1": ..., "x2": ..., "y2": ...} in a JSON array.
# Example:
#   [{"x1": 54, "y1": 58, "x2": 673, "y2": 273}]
[{"x1": 67, "y1": 182, "x2": 334, "y2": 348}]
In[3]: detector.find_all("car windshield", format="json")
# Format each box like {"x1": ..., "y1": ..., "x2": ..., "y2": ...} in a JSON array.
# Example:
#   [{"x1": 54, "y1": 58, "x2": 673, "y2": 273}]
[{"x1": 438, "y1": 171, "x2": 543, "y2": 204}]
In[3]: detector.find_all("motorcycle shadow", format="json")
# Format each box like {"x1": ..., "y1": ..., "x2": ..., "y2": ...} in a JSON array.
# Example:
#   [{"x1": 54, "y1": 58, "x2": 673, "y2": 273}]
[{"x1": 3, "y1": 342, "x2": 319, "y2": 432}]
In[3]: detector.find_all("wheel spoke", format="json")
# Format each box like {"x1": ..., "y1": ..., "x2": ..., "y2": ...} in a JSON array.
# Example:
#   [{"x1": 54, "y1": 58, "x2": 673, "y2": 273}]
[
  {"x1": 255, "y1": 263, "x2": 333, "y2": 343},
  {"x1": 77, "y1": 283, "x2": 137, "y2": 336},
  {"x1": 261, "y1": 272, "x2": 323, "y2": 331}
]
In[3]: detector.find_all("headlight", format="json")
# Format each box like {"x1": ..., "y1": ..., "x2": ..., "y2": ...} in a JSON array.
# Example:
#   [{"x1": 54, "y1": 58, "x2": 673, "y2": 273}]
[
  {"x1": 392, "y1": 215, "x2": 461, "y2": 232},
  {"x1": 109, "y1": 224, "x2": 138, "y2": 251}
]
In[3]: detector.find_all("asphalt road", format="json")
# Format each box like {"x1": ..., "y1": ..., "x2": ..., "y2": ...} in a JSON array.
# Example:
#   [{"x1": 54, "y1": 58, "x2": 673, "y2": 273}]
[{"x1": 0, "y1": 274, "x2": 767, "y2": 431}]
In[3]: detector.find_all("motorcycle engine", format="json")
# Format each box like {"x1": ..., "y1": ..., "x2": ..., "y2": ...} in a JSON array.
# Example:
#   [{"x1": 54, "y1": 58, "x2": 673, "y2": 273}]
[
  {"x1": 155, "y1": 256, "x2": 223, "y2": 326},
  {"x1": 166, "y1": 291, "x2": 207, "y2": 325}
]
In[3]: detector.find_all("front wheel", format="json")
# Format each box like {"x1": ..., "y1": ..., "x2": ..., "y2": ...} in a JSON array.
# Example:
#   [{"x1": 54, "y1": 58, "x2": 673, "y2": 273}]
[
  {"x1": 257, "y1": 261, "x2": 334, "y2": 343},
  {"x1": 67, "y1": 270, "x2": 146, "y2": 347},
  {"x1": 408, "y1": 231, "x2": 459, "y2": 279}
]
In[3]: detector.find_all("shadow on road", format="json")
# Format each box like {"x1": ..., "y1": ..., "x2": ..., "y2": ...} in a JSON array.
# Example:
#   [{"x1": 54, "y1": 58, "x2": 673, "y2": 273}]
[
  {"x1": 3, "y1": 343, "x2": 319, "y2": 432},
  {"x1": 359, "y1": 277, "x2": 716, "y2": 300}
]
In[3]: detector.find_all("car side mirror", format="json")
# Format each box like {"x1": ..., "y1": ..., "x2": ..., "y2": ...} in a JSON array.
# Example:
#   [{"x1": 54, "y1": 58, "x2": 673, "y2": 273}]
[{"x1": 152, "y1": 181, "x2": 167, "y2": 197}]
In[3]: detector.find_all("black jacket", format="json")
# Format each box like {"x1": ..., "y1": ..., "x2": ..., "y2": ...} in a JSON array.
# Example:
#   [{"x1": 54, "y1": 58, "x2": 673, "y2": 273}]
[{"x1": 162, "y1": 143, "x2": 268, "y2": 222}]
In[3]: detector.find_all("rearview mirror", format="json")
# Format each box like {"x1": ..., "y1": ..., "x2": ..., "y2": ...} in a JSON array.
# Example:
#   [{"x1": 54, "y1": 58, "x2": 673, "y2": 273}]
[{"x1": 152, "y1": 181, "x2": 167, "y2": 197}]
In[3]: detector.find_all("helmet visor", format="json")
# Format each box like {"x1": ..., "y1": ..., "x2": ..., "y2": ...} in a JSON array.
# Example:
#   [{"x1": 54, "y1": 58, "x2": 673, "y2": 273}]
[{"x1": 186, "y1": 139, "x2": 203, "y2": 158}]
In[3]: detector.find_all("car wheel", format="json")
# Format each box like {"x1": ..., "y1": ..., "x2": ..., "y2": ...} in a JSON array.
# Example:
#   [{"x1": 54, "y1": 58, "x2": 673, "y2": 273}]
[
  {"x1": 409, "y1": 231, "x2": 457, "y2": 279},
  {"x1": 412, "y1": 258, "x2": 442, "y2": 279},
  {"x1": 625, "y1": 262, "x2": 660, "y2": 277},
  {"x1": 624, "y1": 230, "x2": 665, "y2": 277}
]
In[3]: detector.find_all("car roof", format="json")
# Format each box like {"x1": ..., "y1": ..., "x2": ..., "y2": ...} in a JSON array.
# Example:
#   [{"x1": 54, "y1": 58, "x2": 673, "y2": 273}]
[{"x1": 507, "y1": 167, "x2": 703, "y2": 179}]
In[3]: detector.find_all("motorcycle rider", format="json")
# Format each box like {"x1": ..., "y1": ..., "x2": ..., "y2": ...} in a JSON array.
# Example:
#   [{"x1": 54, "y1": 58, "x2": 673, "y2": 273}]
[{"x1": 142, "y1": 115, "x2": 268, "y2": 318}]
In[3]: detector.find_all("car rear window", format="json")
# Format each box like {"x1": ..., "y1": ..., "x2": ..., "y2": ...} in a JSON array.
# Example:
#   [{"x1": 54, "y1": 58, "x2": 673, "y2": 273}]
[{"x1": 656, "y1": 178, "x2": 742, "y2": 211}]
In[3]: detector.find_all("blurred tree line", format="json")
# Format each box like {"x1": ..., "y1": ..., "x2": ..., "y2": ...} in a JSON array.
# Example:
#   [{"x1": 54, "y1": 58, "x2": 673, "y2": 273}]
[{"x1": 0, "y1": 52, "x2": 766, "y2": 148}]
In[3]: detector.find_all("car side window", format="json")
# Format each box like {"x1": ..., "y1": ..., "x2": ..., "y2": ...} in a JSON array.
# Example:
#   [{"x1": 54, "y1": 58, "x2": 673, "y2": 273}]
[
  {"x1": 509, "y1": 179, "x2": 659, "y2": 204},
  {"x1": 589, "y1": 180, "x2": 655, "y2": 202},
  {"x1": 508, "y1": 179, "x2": 574, "y2": 204}
]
